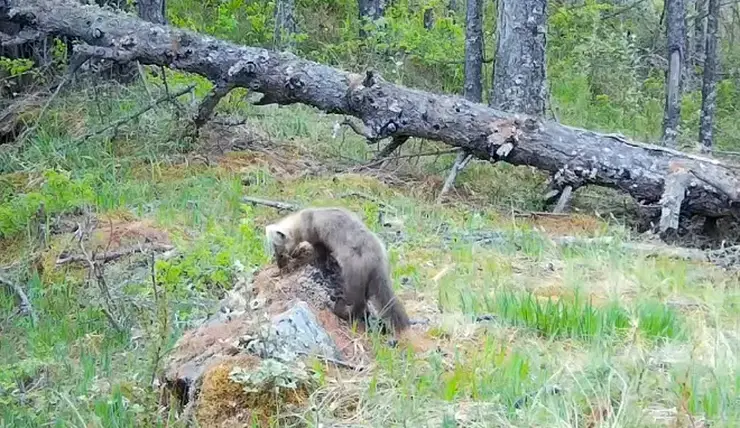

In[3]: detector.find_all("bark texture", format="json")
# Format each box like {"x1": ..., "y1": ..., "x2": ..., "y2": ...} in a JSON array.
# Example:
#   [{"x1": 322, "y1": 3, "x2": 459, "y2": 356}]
[
  {"x1": 273, "y1": 0, "x2": 297, "y2": 52},
  {"x1": 699, "y1": 0, "x2": 719, "y2": 152},
  {"x1": 463, "y1": 0, "x2": 483, "y2": 103},
  {"x1": 3, "y1": 0, "x2": 740, "y2": 231},
  {"x1": 662, "y1": 0, "x2": 686, "y2": 148},
  {"x1": 490, "y1": 0, "x2": 547, "y2": 116},
  {"x1": 137, "y1": 0, "x2": 166, "y2": 25},
  {"x1": 693, "y1": 0, "x2": 706, "y2": 67}
]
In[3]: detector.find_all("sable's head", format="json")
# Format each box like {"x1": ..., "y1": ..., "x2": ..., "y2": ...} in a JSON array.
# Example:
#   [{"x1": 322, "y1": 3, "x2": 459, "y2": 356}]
[{"x1": 265, "y1": 223, "x2": 297, "y2": 257}]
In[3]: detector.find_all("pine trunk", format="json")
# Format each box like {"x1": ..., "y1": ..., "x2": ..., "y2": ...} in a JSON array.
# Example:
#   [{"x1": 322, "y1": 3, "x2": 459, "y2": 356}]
[
  {"x1": 463, "y1": 0, "x2": 483, "y2": 102},
  {"x1": 273, "y1": 0, "x2": 297, "y2": 51},
  {"x1": 662, "y1": 0, "x2": 686, "y2": 148},
  {"x1": 699, "y1": 0, "x2": 720, "y2": 152},
  {"x1": 490, "y1": 0, "x2": 547, "y2": 116}
]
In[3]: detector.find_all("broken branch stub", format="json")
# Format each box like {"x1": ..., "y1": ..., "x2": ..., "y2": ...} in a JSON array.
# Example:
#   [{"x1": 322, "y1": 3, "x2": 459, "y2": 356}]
[{"x1": 4, "y1": 0, "x2": 740, "y2": 233}]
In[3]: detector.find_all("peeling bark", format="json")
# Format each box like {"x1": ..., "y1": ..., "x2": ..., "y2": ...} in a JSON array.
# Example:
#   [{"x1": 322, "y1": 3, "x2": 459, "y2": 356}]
[
  {"x1": 490, "y1": 0, "x2": 547, "y2": 116},
  {"x1": 659, "y1": 168, "x2": 692, "y2": 234},
  {"x1": 3, "y1": 0, "x2": 740, "y2": 230},
  {"x1": 662, "y1": 0, "x2": 686, "y2": 148},
  {"x1": 699, "y1": 0, "x2": 719, "y2": 152}
]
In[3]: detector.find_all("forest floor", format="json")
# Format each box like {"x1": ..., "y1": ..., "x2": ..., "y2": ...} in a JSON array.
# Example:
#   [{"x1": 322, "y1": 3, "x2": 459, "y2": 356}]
[{"x1": 0, "y1": 73, "x2": 738, "y2": 427}]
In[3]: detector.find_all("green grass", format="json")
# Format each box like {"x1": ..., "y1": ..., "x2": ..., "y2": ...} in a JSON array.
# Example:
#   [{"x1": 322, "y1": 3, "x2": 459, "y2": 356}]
[{"x1": 0, "y1": 74, "x2": 737, "y2": 427}]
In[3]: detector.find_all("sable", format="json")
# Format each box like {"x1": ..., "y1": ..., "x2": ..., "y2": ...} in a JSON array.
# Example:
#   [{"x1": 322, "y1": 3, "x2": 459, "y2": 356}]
[{"x1": 265, "y1": 207, "x2": 411, "y2": 334}]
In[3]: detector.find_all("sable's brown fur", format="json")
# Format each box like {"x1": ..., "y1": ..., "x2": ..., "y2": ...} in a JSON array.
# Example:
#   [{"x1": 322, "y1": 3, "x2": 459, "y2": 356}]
[{"x1": 265, "y1": 207, "x2": 410, "y2": 334}]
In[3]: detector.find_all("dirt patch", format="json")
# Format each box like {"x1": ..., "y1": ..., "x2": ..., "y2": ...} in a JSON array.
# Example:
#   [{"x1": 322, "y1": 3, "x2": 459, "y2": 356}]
[
  {"x1": 522, "y1": 213, "x2": 607, "y2": 237},
  {"x1": 88, "y1": 217, "x2": 171, "y2": 252}
]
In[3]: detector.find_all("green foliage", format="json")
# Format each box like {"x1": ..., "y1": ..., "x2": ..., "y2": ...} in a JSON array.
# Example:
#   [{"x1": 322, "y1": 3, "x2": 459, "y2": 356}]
[
  {"x1": 0, "y1": 57, "x2": 34, "y2": 77},
  {"x1": 482, "y1": 291, "x2": 685, "y2": 342},
  {"x1": 0, "y1": 169, "x2": 95, "y2": 239},
  {"x1": 229, "y1": 359, "x2": 318, "y2": 394}
]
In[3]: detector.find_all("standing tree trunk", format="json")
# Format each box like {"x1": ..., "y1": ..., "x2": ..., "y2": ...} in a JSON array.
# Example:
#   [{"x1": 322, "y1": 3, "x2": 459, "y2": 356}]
[
  {"x1": 273, "y1": 0, "x2": 297, "y2": 51},
  {"x1": 699, "y1": 0, "x2": 720, "y2": 152},
  {"x1": 137, "y1": 0, "x2": 167, "y2": 25},
  {"x1": 423, "y1": 8, "x2": 435, "y2": 30},
  {"x1": 693, "y1": 0, "x2": 707, "y2": 67},
  {"x1": 489, "y1": 0, "x2": 547, "y2": 117},
  {"x1": 436, "y1": 0, "x2": 484, "y2": 204},
  {"x1": 358, "y1": 0, "x2": 383, "y2": 38},
  {"x1": 662, "y1": 0, "x2": 686, "y2": 148},
  {"x1": 463, "y1": 0, "x2": 484, "y2": 103},
  {"x1": 448, "y1": 0, "x2": 458, "y2": 14}
]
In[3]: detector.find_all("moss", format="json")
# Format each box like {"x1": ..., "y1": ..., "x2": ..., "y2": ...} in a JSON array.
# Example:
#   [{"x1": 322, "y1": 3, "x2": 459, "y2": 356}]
[{"x1": 195, "y1": 355, "x2": 311, "y2": 428}]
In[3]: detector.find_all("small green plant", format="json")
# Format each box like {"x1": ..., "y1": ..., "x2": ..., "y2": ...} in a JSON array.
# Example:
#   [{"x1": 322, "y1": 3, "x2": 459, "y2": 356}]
[{"x1": 229, "y1": 359, "x2": 317, "y2": 394}]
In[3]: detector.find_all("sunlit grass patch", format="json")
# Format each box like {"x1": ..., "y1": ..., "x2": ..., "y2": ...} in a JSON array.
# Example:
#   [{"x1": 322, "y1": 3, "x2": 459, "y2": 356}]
[{"x1": 461, "y1": 290, "x2": 688, "y2": 343}]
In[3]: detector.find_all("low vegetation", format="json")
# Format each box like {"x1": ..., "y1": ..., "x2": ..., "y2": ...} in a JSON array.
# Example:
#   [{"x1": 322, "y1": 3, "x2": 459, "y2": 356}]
[
  {"x1": 2, "y1": 0, "x2": 740, "y2": 426},
  {"x1": 0, "y1": 73, "x2": 737, "y2": 427}
]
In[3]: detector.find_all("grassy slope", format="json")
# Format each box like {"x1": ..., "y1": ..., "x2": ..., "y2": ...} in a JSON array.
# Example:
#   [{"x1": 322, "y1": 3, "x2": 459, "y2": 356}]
[{"x1": 0, "y1": 72, "x2": 738, "y2": 427}]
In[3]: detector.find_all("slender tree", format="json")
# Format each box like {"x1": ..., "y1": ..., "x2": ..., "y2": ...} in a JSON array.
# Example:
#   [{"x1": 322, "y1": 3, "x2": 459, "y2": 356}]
[
  {"x1": 273, "y1": 0, "x2": 297, "y2": 51},
  {"x1": 436, "y1": 0, "x2": 485, "y2": 204},
  {"x1": 358, "y1": 0, "x2": 383, "y2": 38},
  {"x1": 662, "y1": 0, "x2": 686, "y2": 148},
  {"x1": 490, "y1": 0, "x2": 547, "y2": 116},
  {"x1": 463, "y1": 0, "x2": 483, "y2": 103},
  {"x1": 693, "y1": 0, "x2": 707, "y2": 67},
  {"x1": 699, "y1": 0, "x2": 720, "y2": 152},
  {"x1": 137, "y1": 0, "x2": 167, "y2": 25}
]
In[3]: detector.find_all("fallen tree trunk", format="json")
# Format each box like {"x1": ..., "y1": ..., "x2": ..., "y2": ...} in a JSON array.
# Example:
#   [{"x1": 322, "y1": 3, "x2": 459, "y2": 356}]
[{"x1": 3, "y1": 0, "x2": 740, "y2": 233}]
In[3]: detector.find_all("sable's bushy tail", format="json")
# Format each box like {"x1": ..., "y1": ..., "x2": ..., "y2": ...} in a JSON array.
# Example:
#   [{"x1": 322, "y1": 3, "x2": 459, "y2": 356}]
[{"x1": 374, "y1": 274, "x2": 410, "y2": 333}]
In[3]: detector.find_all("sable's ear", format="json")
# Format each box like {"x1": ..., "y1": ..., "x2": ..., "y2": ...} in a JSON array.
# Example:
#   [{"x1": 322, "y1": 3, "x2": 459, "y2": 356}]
[{"x1": 266, "y1": 225, "x2": 286, "y2": 243}]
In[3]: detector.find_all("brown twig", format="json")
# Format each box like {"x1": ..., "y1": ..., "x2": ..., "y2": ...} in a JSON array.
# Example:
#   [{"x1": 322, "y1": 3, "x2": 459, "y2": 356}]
[
  {"x1": 74, "y1": 219, "x2": 124, "y2": 332},
  {"x1": 0, "y1": 274, "x2": 38, "y2": 324},
  {"x1": 295, "y1": 350, "x2": 365, "y2": 372},
  {"x1": 56, "y1": 242, "x2": 175, "y2": 266}
]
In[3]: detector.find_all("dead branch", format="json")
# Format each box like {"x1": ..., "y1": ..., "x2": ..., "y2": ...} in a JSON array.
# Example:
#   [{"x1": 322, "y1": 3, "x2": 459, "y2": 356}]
[
  {"x1": 436, "y1": 150, "x2": 474, "y2": 204},
  {"x1": 56, "y1": 242, "x2": 175, "y2": 265},
  {"x1": 241, "y1": 196, "x2": 300, "y2": 212},
  {"x1": 370, "y1": 136, "x2": 409, "y2": 165},
  {"x1": 552, "y1": 185, "x2": 574, "y2": 214},
  {"x1": 193, "y1": 81, "x2": 235, "y2": 129},
  {"x1": 0, "y1": 274, "x2": 38, "y2": 323}
]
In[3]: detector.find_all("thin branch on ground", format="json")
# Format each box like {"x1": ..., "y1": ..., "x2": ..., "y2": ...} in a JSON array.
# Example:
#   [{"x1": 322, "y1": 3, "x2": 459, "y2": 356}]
[
  {"x1": 0, "y1": 274, "x2": 38, "y2": 324},
  {"x1": 295, "y1": 350, "x2": 365, "y2": 372},
  {"x1": 74, "y1": 219, "x2": 124, "y2": 333},
  {"x1": 56, "y1": 242, "x2": 175, "y2": 265},
  {"x1": 241, "y1": 196, "x2": 301, "y2": 212}
]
